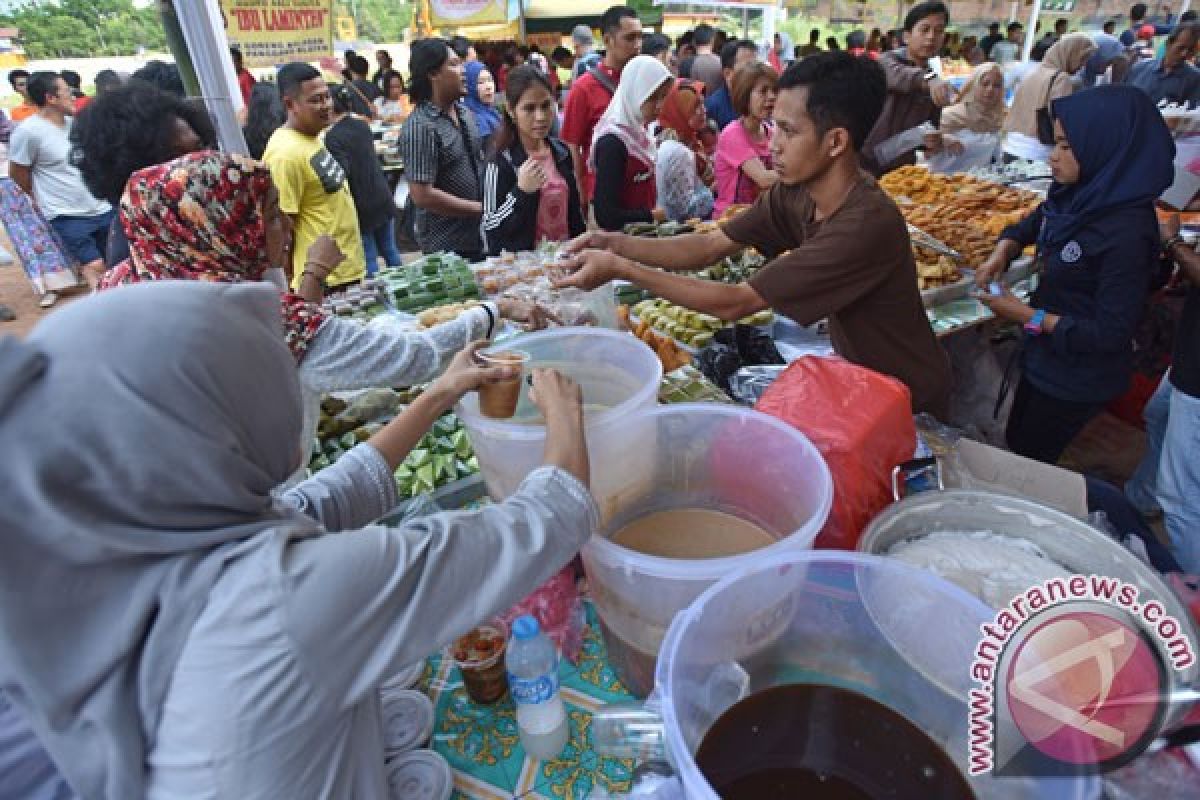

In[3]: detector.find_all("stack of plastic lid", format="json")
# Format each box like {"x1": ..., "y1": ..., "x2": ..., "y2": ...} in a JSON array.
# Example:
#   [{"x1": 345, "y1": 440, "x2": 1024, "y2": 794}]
[
  {"x1": 386, "y1": 749, "x2": 453, "y2": 800},
  {"x1": 381, "y1": 661, "x2": 424, "y2": 693},
  {"x1": 381, "y1": 689, "x2": 434, "y2": 760}
]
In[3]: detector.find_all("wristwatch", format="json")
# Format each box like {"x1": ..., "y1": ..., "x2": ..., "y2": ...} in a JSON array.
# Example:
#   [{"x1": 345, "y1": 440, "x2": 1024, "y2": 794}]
[{"x1": 1024, "y1": 309, "x2": 1047, "y2": 335}]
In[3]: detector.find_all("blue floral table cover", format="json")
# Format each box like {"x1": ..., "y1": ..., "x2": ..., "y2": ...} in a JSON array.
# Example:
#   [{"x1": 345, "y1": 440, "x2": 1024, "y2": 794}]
[{"x1": 415, "y1": 602, "x2": 637, "y2": 800}]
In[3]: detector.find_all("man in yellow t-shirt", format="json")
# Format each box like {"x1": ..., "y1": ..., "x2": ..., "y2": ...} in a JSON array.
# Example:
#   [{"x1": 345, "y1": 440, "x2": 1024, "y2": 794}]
[{"x1": 263, "y1": 62, "x2": 365, "y2": 292}]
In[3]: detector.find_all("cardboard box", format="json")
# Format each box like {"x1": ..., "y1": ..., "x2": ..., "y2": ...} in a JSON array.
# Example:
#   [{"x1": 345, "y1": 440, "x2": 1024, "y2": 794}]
[{"x1": 943, "y1": 437, "x2": 1088, "y2": 518}]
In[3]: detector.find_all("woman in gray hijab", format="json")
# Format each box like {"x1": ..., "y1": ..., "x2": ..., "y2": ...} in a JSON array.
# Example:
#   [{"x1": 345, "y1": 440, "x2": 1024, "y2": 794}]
[{"x1": 0, "y1": 281, "x2": 594, "y2": 799}]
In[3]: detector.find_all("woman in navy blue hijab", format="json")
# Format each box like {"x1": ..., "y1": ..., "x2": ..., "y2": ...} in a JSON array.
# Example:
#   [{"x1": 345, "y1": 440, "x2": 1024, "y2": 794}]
[
  {"x1": 465, "y1": 60, "x2": 502, "y2": 153},
  {"x1": 975, "y1": 84, "x2": 1174, "y2": 464}
]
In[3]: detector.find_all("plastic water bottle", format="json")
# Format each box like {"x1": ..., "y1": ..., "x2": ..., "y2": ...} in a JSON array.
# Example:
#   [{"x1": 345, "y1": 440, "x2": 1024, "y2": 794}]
[{"x1": 506, "y1": 615, "x2": 569, "y2": 759}]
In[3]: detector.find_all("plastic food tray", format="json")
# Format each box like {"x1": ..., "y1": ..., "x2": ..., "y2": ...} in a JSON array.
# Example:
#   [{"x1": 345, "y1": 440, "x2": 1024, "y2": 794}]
[
  {"x1": 377, "y1": 472, "x2": 487, "y2": 525},
  {"x1": 629, "y1": 313, "x2": 700, "y2": 354},
  {"x1": 920, "y1": 268, "x2": 975, "y2": 309}
]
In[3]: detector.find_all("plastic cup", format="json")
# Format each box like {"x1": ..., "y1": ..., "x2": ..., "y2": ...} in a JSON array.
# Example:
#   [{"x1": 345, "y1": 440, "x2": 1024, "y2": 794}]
[
  {"x1": 452, "y1": 618, "x2": 509, "y2": 705},
  {"x1": 476, "y1": 350, "x2": 530, "y2": 420}
]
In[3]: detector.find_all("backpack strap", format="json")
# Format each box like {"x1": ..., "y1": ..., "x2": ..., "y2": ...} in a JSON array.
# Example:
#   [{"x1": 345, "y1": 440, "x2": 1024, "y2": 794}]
[{"x1": 588, "y1": 65, "x2": 617, "y2": 95}]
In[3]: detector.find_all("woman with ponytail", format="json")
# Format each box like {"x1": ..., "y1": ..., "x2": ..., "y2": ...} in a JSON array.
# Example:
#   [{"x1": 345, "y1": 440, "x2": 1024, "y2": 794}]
[{"x1": 481, "y1": 65, "x2": 585, "y2": 255}]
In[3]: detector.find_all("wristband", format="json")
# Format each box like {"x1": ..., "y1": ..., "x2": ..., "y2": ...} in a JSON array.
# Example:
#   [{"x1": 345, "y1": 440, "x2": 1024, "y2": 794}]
[
  {"x1": 481, "y1": 302, "x2": 496, "y2": 339},
  {"x1": 300, "y1": 270, "x2": 324, "y2": 283},
  {"x1": 1024, "y1": 309, "x2": 1046, "y2": 335}
]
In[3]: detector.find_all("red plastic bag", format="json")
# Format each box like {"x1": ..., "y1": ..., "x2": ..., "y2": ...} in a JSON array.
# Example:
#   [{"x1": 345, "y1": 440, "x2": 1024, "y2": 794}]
[
  {"x1": 501, "y1": 565, "x2": 585, "y2": 664},
  {"x1": 755, "y1": 357, "x2": 916, "y2": 550}
]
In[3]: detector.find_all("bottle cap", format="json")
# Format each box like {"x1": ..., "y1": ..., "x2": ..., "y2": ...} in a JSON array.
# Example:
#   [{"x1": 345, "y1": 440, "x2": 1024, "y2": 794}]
[{"x1": 513, "y1": 614, "x2": 540, "y2": 640}]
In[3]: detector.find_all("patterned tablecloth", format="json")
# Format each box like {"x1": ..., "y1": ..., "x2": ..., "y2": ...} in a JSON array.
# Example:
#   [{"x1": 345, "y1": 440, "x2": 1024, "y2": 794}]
[{"x1": 414, "y1": 602, "x2": 638, "y2": 800}]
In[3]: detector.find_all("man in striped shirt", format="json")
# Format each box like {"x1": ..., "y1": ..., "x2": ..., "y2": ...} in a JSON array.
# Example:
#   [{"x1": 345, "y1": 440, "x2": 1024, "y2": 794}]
[{"x1": 400, "y1": 38, "x2": 486, "y2": 259}]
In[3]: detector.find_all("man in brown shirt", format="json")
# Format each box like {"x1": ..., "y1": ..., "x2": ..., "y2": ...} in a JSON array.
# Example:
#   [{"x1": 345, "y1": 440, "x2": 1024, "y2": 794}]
[{"x1": 558, "y1": 51, "x2": 951, "y2": 417}]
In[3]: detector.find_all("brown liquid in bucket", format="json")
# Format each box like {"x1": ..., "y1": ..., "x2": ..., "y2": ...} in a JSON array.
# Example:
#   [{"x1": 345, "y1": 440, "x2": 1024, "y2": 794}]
[
  {"x1": 598, "y1": 509, "x2": 776, "y2": 696},
  {"x1": 695, "y1": 684, "x2": 977, "y2": 799},
  {"x1": 609, "y1": 509, "x2": 775, "y2": 559}
]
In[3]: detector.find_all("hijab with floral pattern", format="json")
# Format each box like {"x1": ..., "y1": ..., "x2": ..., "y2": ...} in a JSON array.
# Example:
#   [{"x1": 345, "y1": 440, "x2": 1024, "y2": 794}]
[{"x1": 97, "y1": 150, "x2": 326, "y2": 361}]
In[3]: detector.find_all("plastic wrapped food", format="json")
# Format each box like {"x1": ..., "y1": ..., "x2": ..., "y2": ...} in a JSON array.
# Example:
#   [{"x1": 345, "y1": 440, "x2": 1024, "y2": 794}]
[{"x1": 500, "y1": 565, "x2": 585, "y2": 664}]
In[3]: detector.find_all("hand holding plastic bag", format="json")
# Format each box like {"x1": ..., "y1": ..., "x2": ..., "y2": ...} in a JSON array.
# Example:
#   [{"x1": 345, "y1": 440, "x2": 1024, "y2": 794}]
[{"x1": 926, "y1": 130, "x2": 1002, "y2": 174}]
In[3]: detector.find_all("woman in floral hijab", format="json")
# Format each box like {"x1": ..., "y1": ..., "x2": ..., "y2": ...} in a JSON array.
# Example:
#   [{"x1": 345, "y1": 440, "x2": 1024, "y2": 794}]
[
  {"x1": 99, "y1": 151, "x2": 329, "y2": 360},
  {"x1": 97, "y1": 150, "x2": 539, "y2": 468}
]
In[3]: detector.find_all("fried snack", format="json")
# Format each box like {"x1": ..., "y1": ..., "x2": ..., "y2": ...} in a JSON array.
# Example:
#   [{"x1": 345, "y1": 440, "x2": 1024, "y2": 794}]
[
  {"x1": 882, "y1": 167, "x2": 1040, "y2": 218},
  {"x1": 634, "y1": 325, "x2": 692, "y2": 372},
  {"x1": 902, "y1": 211, "x2": 994, "y2": 269},
  {"x1": 882, "y1": 167, "x2": 1040, "y2": 268},
  {"x1": 417, "y1": 301, "x2": 481, "y2": 328},
  {"x1": 914, "y1": 246, "x2": 964, "y2": 291}
]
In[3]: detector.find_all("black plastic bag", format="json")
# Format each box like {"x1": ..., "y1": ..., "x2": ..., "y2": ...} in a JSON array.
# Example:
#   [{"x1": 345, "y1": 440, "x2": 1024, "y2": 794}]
[{"x1": 696, "y1": 325, "x2": 784, "y2": 392}]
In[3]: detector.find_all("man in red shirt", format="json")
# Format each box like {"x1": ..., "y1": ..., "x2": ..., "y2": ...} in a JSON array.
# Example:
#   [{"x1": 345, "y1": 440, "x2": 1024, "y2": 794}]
[
  {"x1": 561, "y1": 5, "x2": 643, "y2": 208},
  {"x1": 231, "y1": 46, "x2": 255, "y2": 106}
]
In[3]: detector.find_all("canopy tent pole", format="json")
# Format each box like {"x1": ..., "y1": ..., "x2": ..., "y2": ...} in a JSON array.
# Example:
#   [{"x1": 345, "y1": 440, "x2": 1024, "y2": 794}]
[
  {"x1": 1021, "y1": 0, "x2": 1043, "y2": 63},
  {"x1": 517, "y1": 0, "x2": 527, "y2": 44},
  {"x1": 162, "y1": 0, "x2": 248, "y2": 155},
  {"x1": 156, "y1": 0, "x2": 200, "y2": 97}
]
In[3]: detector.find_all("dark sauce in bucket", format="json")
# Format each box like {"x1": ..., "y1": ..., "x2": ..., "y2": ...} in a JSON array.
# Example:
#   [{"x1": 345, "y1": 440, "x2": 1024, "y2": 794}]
[{"x1": 695, "y1": 684, "x2": 977, "y2": 799}]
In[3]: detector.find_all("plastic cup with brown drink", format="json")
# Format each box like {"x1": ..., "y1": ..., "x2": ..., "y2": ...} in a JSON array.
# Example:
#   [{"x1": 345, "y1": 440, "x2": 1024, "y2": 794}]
[
  {"x1": 476, "y1": 349, "x2": 530, "y2": 419},
  {"x1": 453, "y1": 618, "x2": 509, "y2": 704}
]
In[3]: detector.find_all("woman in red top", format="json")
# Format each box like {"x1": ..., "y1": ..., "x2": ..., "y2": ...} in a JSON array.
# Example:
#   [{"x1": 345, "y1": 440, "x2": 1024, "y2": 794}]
[{"x1": 588, "y1": 55, "x2": 673, "y2": 231}]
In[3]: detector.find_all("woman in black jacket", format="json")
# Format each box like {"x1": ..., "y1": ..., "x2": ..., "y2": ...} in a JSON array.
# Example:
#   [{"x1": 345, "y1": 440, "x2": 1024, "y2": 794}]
[
  {"x1": 325, "y1": 84, "x2": 401, "y2": 275},
  {"x1": 481, "y1": 66, "x2": 584, "y2": 255}
]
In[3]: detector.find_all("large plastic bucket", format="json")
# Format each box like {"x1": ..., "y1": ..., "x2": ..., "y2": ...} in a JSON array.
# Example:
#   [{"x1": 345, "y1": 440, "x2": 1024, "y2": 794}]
[
  {"x1": 457, "y1": 328, "x2": 662, "y2": 501},
  {"x1": 581, "y1": 404, "x2": 832, "y2": 697},
  {"x1": 655, "y1": 551, "x2": 1101, "y2": 799}
]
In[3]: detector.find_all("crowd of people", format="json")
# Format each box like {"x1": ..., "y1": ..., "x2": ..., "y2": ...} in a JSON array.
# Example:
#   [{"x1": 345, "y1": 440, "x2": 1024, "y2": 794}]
[{"x1": 1, "y1": 2, "x2": 1200, "y2": 796}]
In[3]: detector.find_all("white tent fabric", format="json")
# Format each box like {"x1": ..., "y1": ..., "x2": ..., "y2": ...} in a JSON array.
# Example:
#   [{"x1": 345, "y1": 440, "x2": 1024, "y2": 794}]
[{"x1": 173, "y1": 0, "x2": 248, "y2": 155}]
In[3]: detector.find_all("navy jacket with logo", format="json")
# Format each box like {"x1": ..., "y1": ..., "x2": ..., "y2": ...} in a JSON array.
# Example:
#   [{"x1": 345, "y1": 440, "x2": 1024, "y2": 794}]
[{"x1": 999, "y1": 204, "x2": 1161, "y2": 403}]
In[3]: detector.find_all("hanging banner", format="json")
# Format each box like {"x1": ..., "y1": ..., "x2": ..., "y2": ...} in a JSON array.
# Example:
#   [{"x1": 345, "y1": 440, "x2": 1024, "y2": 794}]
[
  {"x1": 218, "y1": 0, "x2": 334, "y2": 68},
  {"x1": 430, "y1": 0, "x2": 509, "y2": 28},
  {"x1": 653, "y1": 0, "x2": 777, "y2": 7}
]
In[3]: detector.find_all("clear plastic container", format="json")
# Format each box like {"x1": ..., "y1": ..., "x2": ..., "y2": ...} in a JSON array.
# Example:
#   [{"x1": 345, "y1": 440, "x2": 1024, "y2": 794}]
[
  {"x1": 581, "y1": 404, "x2": 832, "y2": 697},
  {"x1": 654, "y1": 551, "x2": 1101, "y2": 800},
  {"x1": 457, "y1": 328, "x2": 662, "y2": 501}
]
